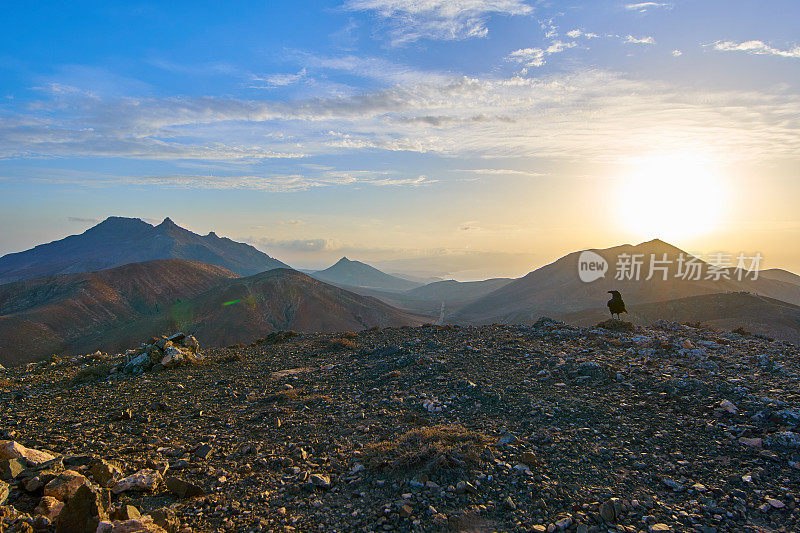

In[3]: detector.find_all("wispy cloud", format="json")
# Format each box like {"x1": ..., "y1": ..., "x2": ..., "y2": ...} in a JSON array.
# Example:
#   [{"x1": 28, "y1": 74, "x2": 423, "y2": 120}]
[
  {"x1": 507, "y1": 40, "x2": 577, "y2": 68},
  {"x1": 712, "y1": 40, "x2": 800, "y2": 60},
  {"x1": 343, "y1": 0, "x2": 532, "y2": 45},
  {"x1": 67, "y1": 216, "x2": 99, "y2": 224},
  {"x1": 625, "y1": 2, "x2": 672, "y2": 13},
  {"x1": 624, "y1": 35, "x2": 656, "y2": 45},
  {"x1": 250, "y1": 68, "x2": 308, "y2": 88}
]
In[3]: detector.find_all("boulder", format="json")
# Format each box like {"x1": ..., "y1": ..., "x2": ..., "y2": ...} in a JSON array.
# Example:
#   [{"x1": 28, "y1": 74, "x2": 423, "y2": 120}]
[
  {"x1": 112, "y1": 469, "x2": 162, "y2": 494},
  {"x1": 34, "y1": 495, "x2": 64, "y2": 521},
  {"x1": 0, "y1": 440, "x2": 56, "y2": 465},
  {"x1": 0, "y1": 479, "x2": 8, "y2": 505},
  {"x1": 43, "y1": 470, "x2": 88, "y2": 501},
  {"x1": 165, "y1": 476, "x2": 204, "y2": 498},
  {"x1": 90, "y1": 459, "x2": 124, "y2": 488},
  {"x1": 96, "y1": 515, "x2": 168, "y2": 532},
  {"x1": 55, "y1": 483, "x2": 107, "y2": 533},
  {"x1": 0, "y1": 458, "x2": 25, "y2": 480}
]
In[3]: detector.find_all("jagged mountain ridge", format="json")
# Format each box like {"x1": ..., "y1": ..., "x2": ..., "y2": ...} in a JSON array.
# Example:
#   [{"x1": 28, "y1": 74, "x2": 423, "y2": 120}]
[{"x1": 0, "y1": 217, "x2": 289, "y2": 284}]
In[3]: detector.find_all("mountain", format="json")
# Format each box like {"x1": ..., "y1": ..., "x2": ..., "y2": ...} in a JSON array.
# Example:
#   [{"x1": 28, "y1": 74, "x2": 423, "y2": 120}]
[
  {"x1": 312, "y1": 257, "x2": 422, "y2": 292},
  {"x1": 0, "y1": 216, "x2": 289, "y2": 284},
  {"x1": 0, "y1": 262, "x2": 428, "y2": 366},
  {"x1": 560, "y1": 292, "x2": 800, "y2": 345},
  {"x1": 118, "y1": 268, "x2": 429, "y2": 348},
  {"x1": 453, "y1": 239, "x2": 800, "y2": 325},
  {"x1": 404, "y1": 278, "x2": 514, "y2": 303},
  {"x1": 0, "y1": 259, "x2": 239, "y2": 366},
  {"x1": 760, "y1": 268, "x2": 800, "y2": 287}
]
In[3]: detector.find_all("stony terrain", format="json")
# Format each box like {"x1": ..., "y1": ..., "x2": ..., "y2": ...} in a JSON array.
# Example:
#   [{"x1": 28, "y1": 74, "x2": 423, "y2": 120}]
[{"x1": 1, "y1": 319, "x2": 799, "y2": 532}]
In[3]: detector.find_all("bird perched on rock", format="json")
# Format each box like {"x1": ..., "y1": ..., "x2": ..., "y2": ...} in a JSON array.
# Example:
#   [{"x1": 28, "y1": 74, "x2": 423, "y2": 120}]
[{"x1": 607, "y1": 290, "x2": 627, "y2": 319}]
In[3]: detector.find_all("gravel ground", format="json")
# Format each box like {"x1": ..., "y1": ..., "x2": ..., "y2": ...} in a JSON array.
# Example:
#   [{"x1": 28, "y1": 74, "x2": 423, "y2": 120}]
[{"x1": 1, "y1": 319, "x2": 799, "y2": 533}]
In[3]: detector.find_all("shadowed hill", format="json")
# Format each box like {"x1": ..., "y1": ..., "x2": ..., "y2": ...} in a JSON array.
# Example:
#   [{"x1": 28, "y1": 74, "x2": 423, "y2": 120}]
[
  {"x1": 0, "y1": 216, "x2": 288, "y2": 284},
  {"x1": 312, "y1": 257, "x2": 421, "y2": 292},
  {"x1": 559, "y1": 292, "x2": 800, "y2": 345},
  {"x1": 452, "y1": 239, "x2": 800, "y2": 325},
  {"x1": 0, "y1": 259, "x2": 239, "y2": 366},
  {"x1": 113, "y1": 268, "x2": 431, "y2": 349}
]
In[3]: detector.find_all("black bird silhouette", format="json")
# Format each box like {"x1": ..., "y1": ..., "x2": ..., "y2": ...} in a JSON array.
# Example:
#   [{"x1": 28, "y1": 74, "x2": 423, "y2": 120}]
[{"x1": 607, "y1": 290, "x2": 627, "y2": 319}]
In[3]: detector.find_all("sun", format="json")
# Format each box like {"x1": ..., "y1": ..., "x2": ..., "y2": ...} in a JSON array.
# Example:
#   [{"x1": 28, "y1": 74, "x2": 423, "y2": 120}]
[{"x1": 617, "y1": 152, "x2": 725, "y2": 241}]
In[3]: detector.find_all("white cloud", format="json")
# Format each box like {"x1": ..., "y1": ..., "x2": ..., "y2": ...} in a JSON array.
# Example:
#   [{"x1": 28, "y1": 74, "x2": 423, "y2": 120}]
[
  {"x1": 713, "y1": 40, "x2": 800, "y2": 60},
  {"x1": 672, "y1": 49, "x2": 683, "y2": 57},
  {"x1": 625, "y1": 2, "x2": 671, "y2": 12},
  {"x1": 343, "y1": 0, "x2": 532, "y2": 44},
  {"x1": 251, "y1": 68, "x2": 308, "y2": 88},
  {"x1": 624, "y1": 35, "x2": 656, "y2": 45},
  {"x1": 507, "y1": 40, "x2": 576, "y2": 68},
  {"x1": 567, "y1": 29, "x2": 598, "y2": 39}
]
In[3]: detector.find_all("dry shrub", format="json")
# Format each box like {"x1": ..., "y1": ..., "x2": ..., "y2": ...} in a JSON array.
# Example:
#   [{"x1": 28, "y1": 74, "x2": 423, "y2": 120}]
[
  {"x1": 72, "y1": 363, "x2": 113, "y2": 384},
  {"x1": 251, "y1": 331, "x2": 298, "y2": 346},
  {"x1": 263, "y1": 388, "x2": 301, "y2": 404},
  {"x1": 341, "y1": 331, "x2": 359, "y2": 339},
  {"x1": 732, "y1": 326, "x2": 751, "y2": 336},
  {"x1": 221, "y1": 352, "x2": 245, "y2": 363},
  {"x1": 364, "y1": 424, "x2": 487, "y2": 471},
  {"x1": 0, "y1": 378, "x2": 13, "y2": 389},
  {"x1": 326, "y1": 337, "x2": 358, "y2": 351},
  {"x1": 596, "y1": 318, "x2": 636, "y2": 332}
]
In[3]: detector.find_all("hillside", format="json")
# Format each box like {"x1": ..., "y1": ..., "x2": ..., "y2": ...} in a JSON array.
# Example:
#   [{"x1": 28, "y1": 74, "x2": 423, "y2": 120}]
[
  {"x1": 560, "y1": 291, "x2": 800, "y2": 345},
  {"x1": 312, "y1": 257, "x2": 421, "y2": 292},
  {"x1": 453, "y1": 239, "x2": 800, "y2": 325},
  {"x1": 117, "y1": 268, "x2": 430, "y2": 348},
  {"x1": 0, "y1": 217, "x2": 288, "y2": 284},
  {"x1": 0, "y1": 259, "x2": 239, "y2": 366},
  {"x1": 1, "y1": 322, "x2": 797, "y2": 532}
]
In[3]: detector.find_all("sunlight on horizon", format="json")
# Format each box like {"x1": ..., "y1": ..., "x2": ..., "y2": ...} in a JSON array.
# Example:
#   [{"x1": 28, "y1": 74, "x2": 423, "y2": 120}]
[{"x1": 617, "y1": 152, "x2": 726, "y2": 242}]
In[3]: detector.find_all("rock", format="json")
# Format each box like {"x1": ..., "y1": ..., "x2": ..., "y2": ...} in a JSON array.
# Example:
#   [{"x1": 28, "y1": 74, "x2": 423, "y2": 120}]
[
  {"x1": 43, "y1": 470, "x2": 88, "y2": 501},
  {"x1": 599, "y1": 499, "x2": 617, "y2": 523},
  {"x1": 309, "y1": 473, "x2": 331, "y2": 489},
  {"x1": 766, "y1": 498, "x2": 785, "y2": 509},
  {"x1": 112, "y1": 469, "x2": 162, "y2": 494},
  {"x1": 110, "y1": 505, "x2": 141, "y2": 521},
  {"x1": 738, "y1": 437, "x2": 763, "y2": 448},
  {"x1": 398, "y1": 504, "x2": 413, "y2": 518},
  {"x1": 90, "y1": 459, "x2": 124, "y2": 488},
  {"x1": 193, "y1": 444, "x2": 213, "y2": 460},
  {"x1": 649, "y1": 525, "x2": 671, "y2": 532},
  {"x1": 719, "y1": 399, "x2": 738, "y2": 414},
  {"x1": 55, "y1": 483, "x2": 107, "y2": 533},
  {"x1": 769, "y1": 431, "x2": 800, "y2": 448},
  {"x1": 0, "y1": 458, "x2": 26, "y2": 480},
  {"x1": 165, "y1": 476, "x2": 204, "y2": 498},
  {"x1": 503, "y1": 496, "x2": 517, "y2": 510},
  {"x1": 0, "y1": 479, "x2": 8, "y2": 505},
  {"x1": 0, "y1": 440, "x2": 56, "y2": 465},
  {"x1": 149, "y1": 507, "x2": 180, "y2": 533},
  {"x1": 183, "y1": 336, "x2": 200, "y2": 353},
  {"x1": 34, "y1": 495, "x2": 64, "y2": 521},
  {"x1": 96, "y1": 515, "x2": 168, "y2": 532}
]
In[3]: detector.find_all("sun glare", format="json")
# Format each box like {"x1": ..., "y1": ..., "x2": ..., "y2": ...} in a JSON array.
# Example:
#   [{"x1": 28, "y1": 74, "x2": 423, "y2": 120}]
[{"x1": 617, "y1": 152, "x2": 725, "y2": 241}]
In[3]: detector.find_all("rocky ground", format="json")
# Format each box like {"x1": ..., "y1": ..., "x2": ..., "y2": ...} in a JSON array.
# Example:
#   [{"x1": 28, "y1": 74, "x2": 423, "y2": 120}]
[{"x1": 1, "y1": 319, "x2": 799, "y2": 533}]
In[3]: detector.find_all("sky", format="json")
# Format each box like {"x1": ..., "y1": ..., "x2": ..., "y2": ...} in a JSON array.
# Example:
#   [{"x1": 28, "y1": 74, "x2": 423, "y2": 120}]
[{"x1": 1, "y1": 0, "x2": 798, "y2": 280}]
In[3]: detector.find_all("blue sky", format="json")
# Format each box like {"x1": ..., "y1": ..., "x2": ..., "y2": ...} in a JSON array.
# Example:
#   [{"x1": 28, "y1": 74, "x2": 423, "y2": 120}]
[{"x1": 1, "y1": 1, "x2": 799, "y2": 279}]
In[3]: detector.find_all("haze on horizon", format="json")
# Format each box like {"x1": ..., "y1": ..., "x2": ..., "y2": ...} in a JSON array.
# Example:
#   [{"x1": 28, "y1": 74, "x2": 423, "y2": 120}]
[{"x1": 1, "y1": 1, "x2": 798, "y2": 281}]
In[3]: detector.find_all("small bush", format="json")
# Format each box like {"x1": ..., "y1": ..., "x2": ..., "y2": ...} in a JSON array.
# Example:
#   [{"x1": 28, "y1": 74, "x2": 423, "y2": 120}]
[
  {"x1": 326, "y1": 338, "x2": 358, "y2": 351},
  {"x1": 251, "y1": 331, "x2": 298, "y2": 346},
  {"x1": 263, "y1": 388, "x2": 301, "y2": 404},
  {"x1": 72, "y1": 363, "x2": 113, "y2": 384},
  {"x1": 363, "y1": 424, "x2": 487, "y2": 471},
  {"x1": 732, "y1": 326, "x2": 751, "y2": 336},
  {"x1": 341, "y1": 331, "x2": 359, "y2": 339}
]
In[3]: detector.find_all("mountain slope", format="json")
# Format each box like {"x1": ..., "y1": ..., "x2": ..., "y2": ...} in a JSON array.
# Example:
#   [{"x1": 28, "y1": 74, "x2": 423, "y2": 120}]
[
  {"x1": 312, "y1": 257, "x2": 421, "y2": 292},
  {"x1": 453, "y1": 239, "x2": 800, "y2": 325},
  {"x1": 559, "y1": 292, "x2": 800, "y2": 345},
  {"x1": 0, "y1": 259, "x2": 240, "y2": 366},
  {"x1": 0, "y1": 216, "x2": 288, "y2": 283},
  {"x1": 109, "y1": 269, "x2": 430, "y2": 349},
  {"x1": 760, "y1": 268, "x2": 800, "y2": 287}
]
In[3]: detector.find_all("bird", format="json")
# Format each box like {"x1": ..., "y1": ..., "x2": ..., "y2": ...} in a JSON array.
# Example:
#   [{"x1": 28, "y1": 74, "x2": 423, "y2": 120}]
[{"x1": 607, "y1": 290, "x2": 627, "y2": 319}]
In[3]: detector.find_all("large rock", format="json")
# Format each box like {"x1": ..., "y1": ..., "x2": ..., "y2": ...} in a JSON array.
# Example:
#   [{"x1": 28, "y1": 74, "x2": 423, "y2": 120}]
[
  {"x1": 165, "y1": 476, "x2": 204, "y2": 498},
  {"x1": 55, "y1": 483, "x2": 107, "y2": 533},
  {"x1": 90, "y1": 459, "x2": 124, "y2": 488},
  {"x1": 0, "y1": 440, "x2": 56, "y2": 465},
  {"x1": 0, "y1": 479, "x2": 9, "y2": 505},
  {"x1": 43, "y1": 470, "x2": 88, "y2": 501},
  {"x1": 112, "y1": 469, "x2": 162, "y2": 494},
  {"x1": 34, "y1": 495, "x2": 64, "y2": 521},
  {"x1": 0, "y1": 458, "x2": 25, "y2": 480},
  {"x1": 96, "y1": 515, "x2": 168, "y2": 533}
]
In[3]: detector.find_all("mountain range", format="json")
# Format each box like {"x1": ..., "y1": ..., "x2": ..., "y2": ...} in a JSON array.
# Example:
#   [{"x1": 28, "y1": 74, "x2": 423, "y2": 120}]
[
  {"x1": 0, "y1": 216, "x2": 288, "y2": 284},
  {"x1": 2, "y1": 219, "x2": 800, "y2": 366}
]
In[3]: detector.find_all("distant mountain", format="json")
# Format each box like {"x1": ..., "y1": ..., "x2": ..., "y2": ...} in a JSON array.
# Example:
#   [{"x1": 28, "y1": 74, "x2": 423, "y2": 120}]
[
  {"x1": 453, "y1": 239, "x2": 800, "y2": 325},
  {"x1": 0, "y1": 216, "x2": 289, "y2": 284},
  {"x1": 405, "y1": 278, "x2": 514, "y2": 303},
  {"x1": 760, "y1": 268, "x2": 800, "y2": 287},
  {"x1": 312, "y1": 257, "x2": 421, "y2": 292},
  {"x1": 0, "y1": 262, "x2": 428, "y2": 366},
  {"x1": 0, "y1": 259, "x2": 239, "y2": 366},
  {"x1": 560, "y1": 292, "x2": 800, "y2": 345}
]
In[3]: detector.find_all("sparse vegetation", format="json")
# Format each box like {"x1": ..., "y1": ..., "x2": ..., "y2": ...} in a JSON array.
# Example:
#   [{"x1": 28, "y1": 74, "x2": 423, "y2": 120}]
[
  {"x1": 364, "y1": 424, "x2": 488, "y2": 471},
  {"x1": 326, "y1": 337, "x2": 358, "y2": 351},
  {"x1": 71, "y1": 363, "x2": 114, "y2": 384}
]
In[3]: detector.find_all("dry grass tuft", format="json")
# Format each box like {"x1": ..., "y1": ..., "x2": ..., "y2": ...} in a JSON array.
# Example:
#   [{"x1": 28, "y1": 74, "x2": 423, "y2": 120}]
[
  {"x1": 72, "y1": 363, "x2": 113, "y2": 384},
  {"x1": 263, "y1": 388, "x2": 302, "y2": 404},
  {"x1": 326, "y1": 337, "x2": 358, "y2": 351},
  {"x1": 364, "y1": 424, "x2": 487, "y2": 471},
  {"x1": 251, "y1": 331, "x2": 298, "y2": 346}
]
